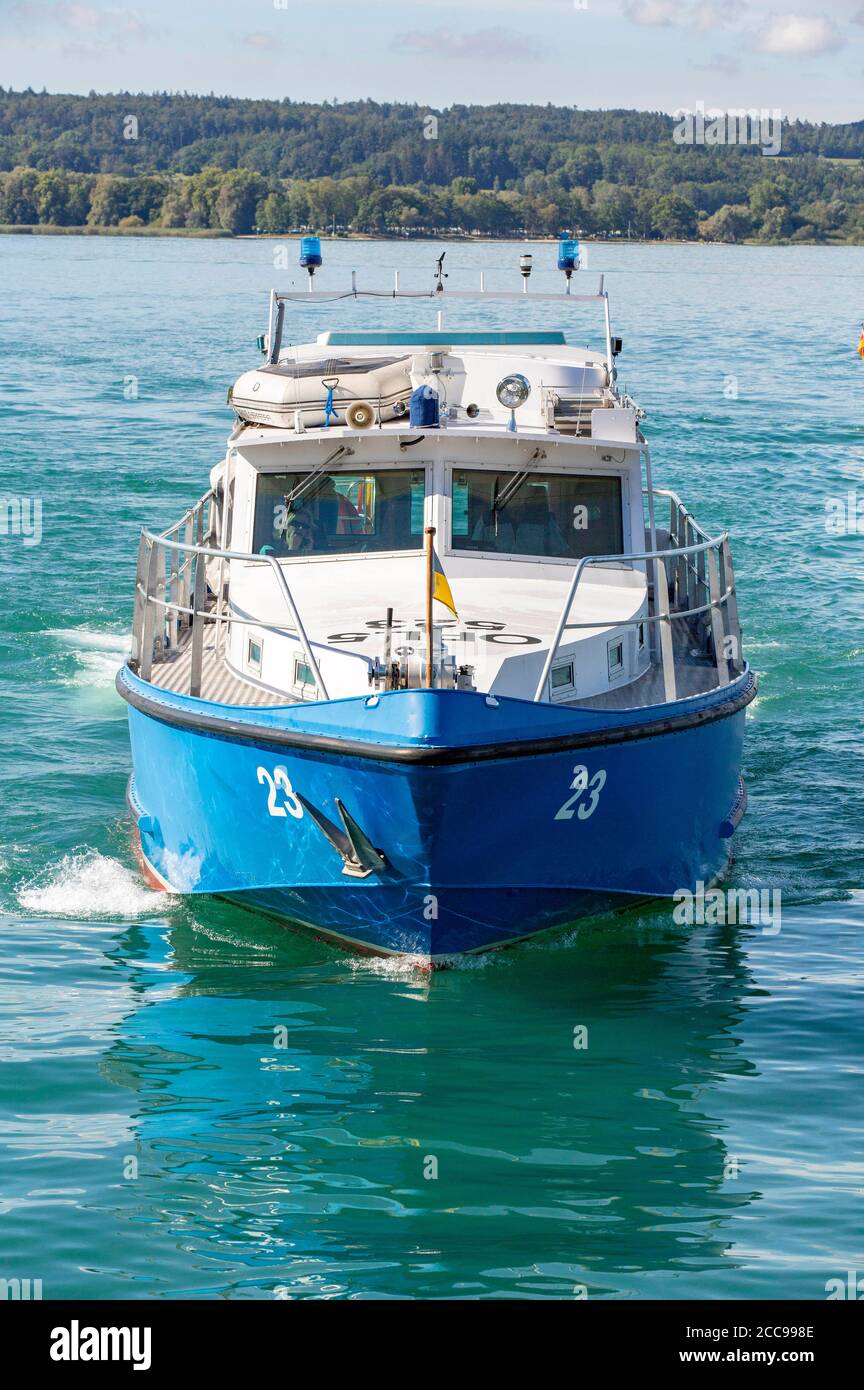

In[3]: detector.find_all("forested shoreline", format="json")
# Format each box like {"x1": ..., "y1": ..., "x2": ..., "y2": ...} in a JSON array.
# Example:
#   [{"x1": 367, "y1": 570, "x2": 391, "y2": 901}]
[{"x1": 2, "y1": 90, "x2": 863, "y2": 243}]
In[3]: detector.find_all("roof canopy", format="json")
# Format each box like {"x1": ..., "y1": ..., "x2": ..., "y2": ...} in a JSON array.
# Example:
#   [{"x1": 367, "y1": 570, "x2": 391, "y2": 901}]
[{"x1": 317, "y1": 331, "x2": 567, "y2": 347}]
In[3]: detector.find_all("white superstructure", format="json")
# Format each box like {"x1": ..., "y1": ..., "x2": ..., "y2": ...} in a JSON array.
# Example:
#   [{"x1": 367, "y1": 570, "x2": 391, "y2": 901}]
[{"x1": 131, "y1": 261, "x2": 739, "y2": 715}]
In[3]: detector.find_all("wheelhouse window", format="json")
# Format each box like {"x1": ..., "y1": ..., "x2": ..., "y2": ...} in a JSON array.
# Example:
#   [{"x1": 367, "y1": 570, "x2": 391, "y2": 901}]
[
  {"x1": 451, "y1": 470, "x2": 624, "y2": 560},
  {"x1": 253, "y1": 469, "x2": 425, "y2": 557}
]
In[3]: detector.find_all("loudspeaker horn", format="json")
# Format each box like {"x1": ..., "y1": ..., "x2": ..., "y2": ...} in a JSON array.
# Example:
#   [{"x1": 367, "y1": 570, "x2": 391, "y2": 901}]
[{"x1": 346, "y1": 399, "x2": 374, "y2": 430}]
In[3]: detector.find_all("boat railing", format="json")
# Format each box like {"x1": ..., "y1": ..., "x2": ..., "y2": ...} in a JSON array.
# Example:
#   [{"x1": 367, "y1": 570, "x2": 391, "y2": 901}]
[
  {"x1": 267, "y1": 271, "x2": 616, "y2": 370},
  {"x1": 533, "y1": 489, "x2": 742, "y2": 704},
  {"x1": 129, "y1": 493, "x2": 331, "y2": 700},
  {"x1": 130, "y1": 485, "x2": 740, "y2": 712}
]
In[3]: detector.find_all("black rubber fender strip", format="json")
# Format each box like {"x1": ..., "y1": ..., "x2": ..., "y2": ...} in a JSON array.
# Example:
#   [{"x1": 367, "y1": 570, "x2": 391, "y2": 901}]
[{"x1": 116, "y1": 665, "x2": 757, "y2": 768}]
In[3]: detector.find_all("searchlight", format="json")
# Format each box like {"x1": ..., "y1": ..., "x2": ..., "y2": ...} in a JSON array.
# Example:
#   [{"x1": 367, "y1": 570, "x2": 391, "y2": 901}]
[{"x1": 496, "y1": 373, "x2": 531, "y2": 432}]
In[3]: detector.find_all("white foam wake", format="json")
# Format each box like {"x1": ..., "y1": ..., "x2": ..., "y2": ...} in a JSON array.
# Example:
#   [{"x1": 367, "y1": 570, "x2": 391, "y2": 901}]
[
  {"x1": 17, "y1": 851, "x2": 168, "y2": 917},
  {"x1": 46, "y1": 628, "x2": 130, "y2": 653},
  {"x1": 46, "y1": 628, "x2": 130, "y2": 690}
]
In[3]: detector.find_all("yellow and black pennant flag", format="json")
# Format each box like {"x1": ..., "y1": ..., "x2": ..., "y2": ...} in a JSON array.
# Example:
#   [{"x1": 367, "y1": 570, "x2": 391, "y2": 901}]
[{"x1": 431, "y1": 545, "x2": 459, "y2": 620}]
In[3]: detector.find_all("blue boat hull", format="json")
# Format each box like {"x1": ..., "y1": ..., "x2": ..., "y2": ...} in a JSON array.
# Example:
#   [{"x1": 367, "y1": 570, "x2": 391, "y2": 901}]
[{"x1": 118, "y1": 665, "x2": 755, "y2": 961}]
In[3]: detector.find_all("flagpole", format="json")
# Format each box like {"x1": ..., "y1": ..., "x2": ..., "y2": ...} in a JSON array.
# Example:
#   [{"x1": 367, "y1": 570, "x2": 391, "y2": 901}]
[{"x1": 425, "y1": 526, "x2": 435, "y2": 688}]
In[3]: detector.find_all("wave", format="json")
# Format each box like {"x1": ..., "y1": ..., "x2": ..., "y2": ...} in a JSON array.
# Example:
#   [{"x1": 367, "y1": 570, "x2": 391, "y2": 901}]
[
  {"x1": 46, "y1": 627, "x2": 130, "y2": 652},
  {"x1": 45, "y1": 627, "x2": 130, "y2": 690},
  {"x1": 17, "y1": 850, "x2": 168, "y2": 918}
]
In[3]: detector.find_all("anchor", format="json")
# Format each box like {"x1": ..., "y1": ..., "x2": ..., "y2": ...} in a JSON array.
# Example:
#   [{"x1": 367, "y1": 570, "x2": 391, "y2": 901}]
[{"x1": 297, "y1": 795, "x2": 387, "y2": 879}]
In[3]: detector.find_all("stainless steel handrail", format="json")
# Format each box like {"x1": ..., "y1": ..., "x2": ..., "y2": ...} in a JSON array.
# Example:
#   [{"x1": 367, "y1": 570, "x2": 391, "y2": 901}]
[
  {"x1": 132, "y1": 485, "x2": 737, "y2": 712},
  {"x1": 651, "y1": 486, "x2": 716, "y2": 544},
  {"x1": 157, "y1": 491, "x2": 211, "y2": 541},
  {"x1": 533, "y1": 522, "x2": 735, "y2": 704},
  {"x1": 134, "y1": 530, "x2": 330, "y2": 701}
]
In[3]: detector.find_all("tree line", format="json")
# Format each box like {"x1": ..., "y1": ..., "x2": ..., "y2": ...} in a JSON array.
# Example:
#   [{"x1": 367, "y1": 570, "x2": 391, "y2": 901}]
[
  {"x1": 2, "y1": 91, "x2": 863, "y2": 178},
  {"x1": 1, "y1": 91, "x2": 863, "y2": 243},
  {"x1": 1, "y1": 164, "x2": 861, "y2": 243}
]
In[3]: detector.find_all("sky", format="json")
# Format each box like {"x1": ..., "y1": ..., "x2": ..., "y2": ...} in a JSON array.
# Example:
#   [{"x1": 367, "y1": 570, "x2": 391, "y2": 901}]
[{"x1": 0, "y1": 0, "x2": 862, "y2": 123}]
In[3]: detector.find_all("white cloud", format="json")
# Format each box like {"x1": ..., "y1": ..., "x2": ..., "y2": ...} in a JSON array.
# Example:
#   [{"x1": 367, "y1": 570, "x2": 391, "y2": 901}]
[
  {"x1": 689, "y1": 1, "x2": 745, "y2": 33},
  {"x1": 9, "y1": 1, "x2": 150, "y2": 43},
  {"x1": 758, "y1": 14, "x2": 844, "y2": 56},
  {"x1": 622, "y1": 0, "x2": 677, "y2": 24},
  {"x1": 396, "y1": 26, "x2": 545, "y2": 61},
  {"x1": 694, "y1": 52, "x2": 743, "y2": 76},
  {"x1": 59, "y1": 3, "x2": 101, "y2": 30},
  {"x1": 243, "y1": 33, "x2": 282, "y2": 52}
]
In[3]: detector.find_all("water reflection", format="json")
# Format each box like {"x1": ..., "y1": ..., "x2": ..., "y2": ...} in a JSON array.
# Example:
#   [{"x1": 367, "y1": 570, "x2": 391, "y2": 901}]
[{"x1": 96, "y1": 907, "x2": 761, "y2": 1299}]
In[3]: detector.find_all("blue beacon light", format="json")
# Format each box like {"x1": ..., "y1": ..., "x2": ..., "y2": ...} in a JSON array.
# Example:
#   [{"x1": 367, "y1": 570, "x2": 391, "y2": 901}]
[
  {"x1": 557, "y1": 237, "x2": 580, "y2": 288},
  {"x1": 299, "y1": 236, "x2": 323, "y2": 286}
]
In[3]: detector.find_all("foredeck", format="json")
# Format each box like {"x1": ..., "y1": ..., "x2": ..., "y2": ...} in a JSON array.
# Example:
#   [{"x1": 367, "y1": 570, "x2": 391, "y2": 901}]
[
  {"x1": 146, "y1": 632, "x2": 289, "y2": 707},
  {"x1": 139, "y1": 588, "x2": 722, "y2": 712},
  {"x1": 575, "y1": 633, "x2": 719, "y2": 709}
]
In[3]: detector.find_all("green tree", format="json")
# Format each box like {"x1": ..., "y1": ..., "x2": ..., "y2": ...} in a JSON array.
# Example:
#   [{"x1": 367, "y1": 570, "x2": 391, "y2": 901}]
[
  {"x1": 631, "y1": 189, "x2": 658, "y2": 238},
  {"x1": 455, "y1": 189, "x2": 517, "y2": 234},
  {"x1": 798, "y1": 198, "x2": 846, "y2": 238},
  {"x1": 0, "y1": 167, "x2": 39, "y2": 223},
  {"x1": 749, "y1": 176, "x2": 793, "y2": 220},
  {"x1": 698, "y1": 204, "x2": 754, "y2": 243},
  {"x1": 592, "y1": 182, "x2": 635, "y2": 234},
  {"x1": 651, "y1": 192, "x2": 697, "y2": 239},
  {"x1": 214, "y1": 169, "x2": 266, "y2": 234},
  {"x1": 353, "y1": 187, "x2": 391, "y2": 233},
  {"x1": 34, "y1": 169, "x2": 72, "y2": 223},
  {"x1": 286, "y1": 181, "x2": 312, "y2": 228},
  {"x1": 754, "y1": 205, "x2": 796, "y2": 242},
  {"x1": 256, "y1": 190, "x2": 291, "y2": 233},
  {"x1": 557, "y1": 145, "x2": 603, "y2": 189},
  {"x1": 87, "y1": 173, "x2": 128, "y2": 225},
  {"x1": 64, "y1": 177, "x2": 92, "y2": 224}
]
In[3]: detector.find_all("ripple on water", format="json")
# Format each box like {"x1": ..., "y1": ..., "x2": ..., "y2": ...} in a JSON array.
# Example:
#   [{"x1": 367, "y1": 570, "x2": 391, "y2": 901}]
[{"x1": 0, "y1": 239, "x2": 862, "y2": 1300}]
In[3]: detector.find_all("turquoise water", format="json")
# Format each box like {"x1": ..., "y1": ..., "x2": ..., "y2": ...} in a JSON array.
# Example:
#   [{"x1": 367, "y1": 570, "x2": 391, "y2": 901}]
[{"x1": 1, "y1": 235, "x2": 862, "y2": 1300}]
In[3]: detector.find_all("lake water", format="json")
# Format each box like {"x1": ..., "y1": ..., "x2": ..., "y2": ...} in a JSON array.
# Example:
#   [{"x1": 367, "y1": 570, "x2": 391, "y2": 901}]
[{"x1": 0, "y1": 234, "x2": 862, "y2": 1299}]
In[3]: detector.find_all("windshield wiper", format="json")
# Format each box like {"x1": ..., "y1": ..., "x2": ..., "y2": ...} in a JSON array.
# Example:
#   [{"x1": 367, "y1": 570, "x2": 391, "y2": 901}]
[
  {"x1": 282, "y1": 445, "x2": 355, "y2": 512},
  {"x1": 491, "y1": 449, "x2": 547, "y2": 517}
]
